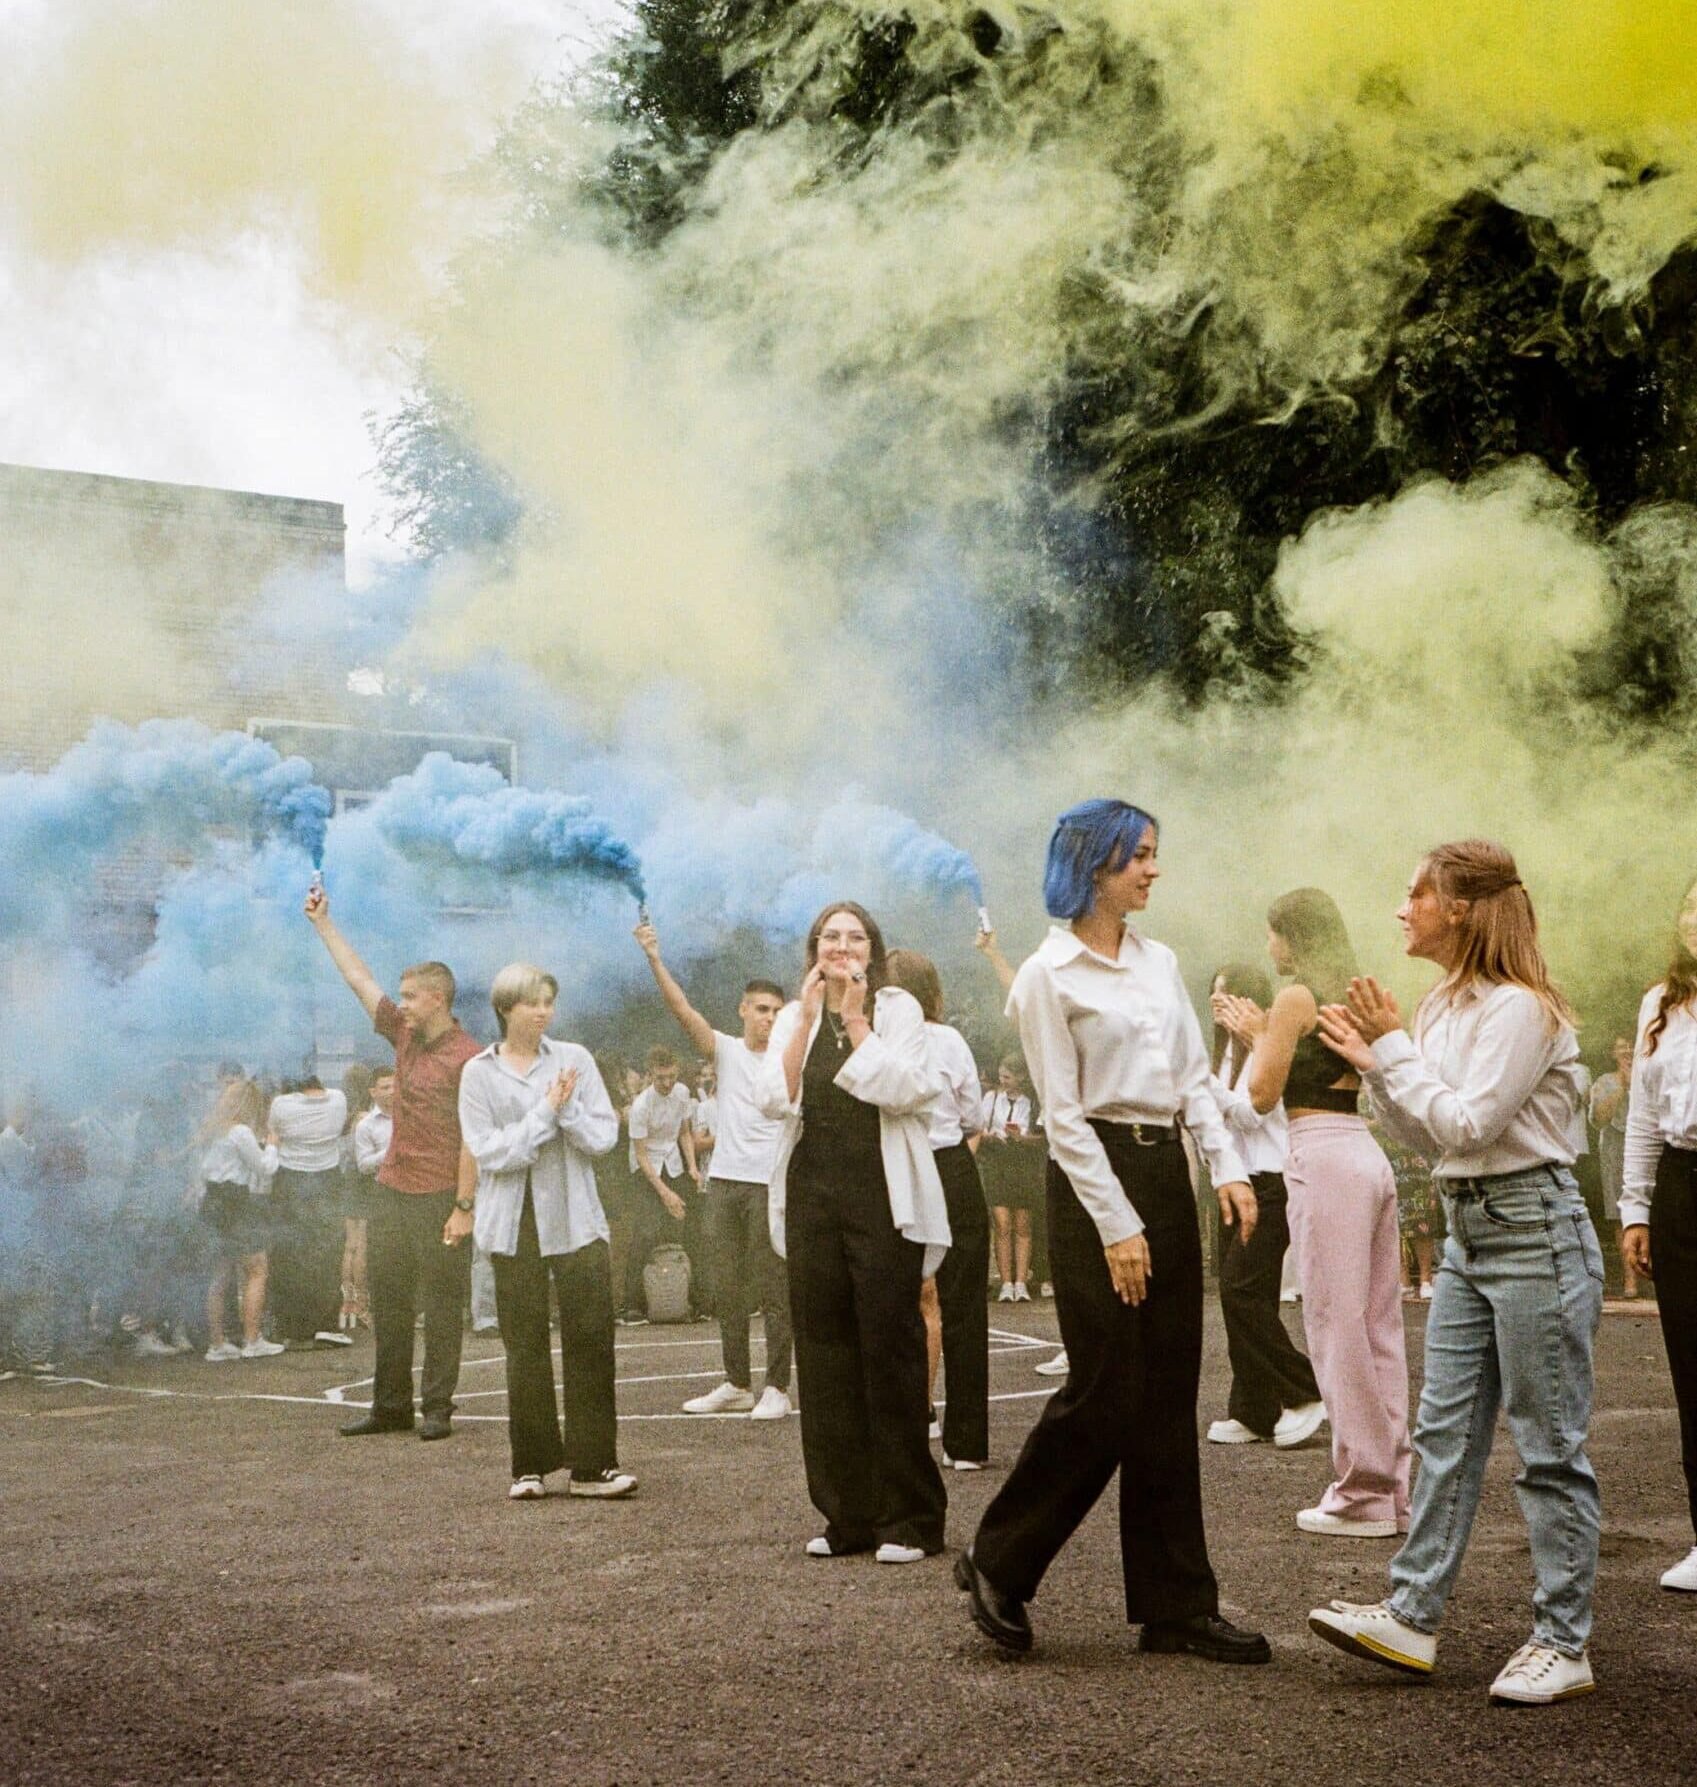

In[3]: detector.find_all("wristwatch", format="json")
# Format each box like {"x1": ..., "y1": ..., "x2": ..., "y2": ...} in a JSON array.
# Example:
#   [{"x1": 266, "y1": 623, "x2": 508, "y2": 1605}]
[{"x1": 454, "y1": 1197, "x2": 475, "y2": 1213}]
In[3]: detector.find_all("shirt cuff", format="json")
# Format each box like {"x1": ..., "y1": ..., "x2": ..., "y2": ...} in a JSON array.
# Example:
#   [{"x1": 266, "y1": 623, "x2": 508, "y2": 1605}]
[
  {"x1": 1370, "y1": 1030, "x2": 1419, "y2": 1070},
  {"x1": 1618, "y1": 1189, "x2": 1652, "y2": 1229}
]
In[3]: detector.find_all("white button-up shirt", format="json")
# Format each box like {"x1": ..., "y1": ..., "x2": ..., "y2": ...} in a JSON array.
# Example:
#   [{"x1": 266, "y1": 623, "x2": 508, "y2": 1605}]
[
  {"x1": 1364, "y1": 981, "x2": 1584, "y2": 1180},
  {"x1": 1008, "y1": 925, "x2": 1247, "y2": 1246},
  {"x1": 1621, "y1": 986, "x2": 1697, "y2": 1228},
  {"x1": 1211, "y1": 1054, "x2": 1289, "y2": 1178},
  {"x1": 924, "y1": 1022, "x2": 985, "y2": 1151},
  {"x1": 459, "y1": 1038, "x2": 619, "y2": 1258}
]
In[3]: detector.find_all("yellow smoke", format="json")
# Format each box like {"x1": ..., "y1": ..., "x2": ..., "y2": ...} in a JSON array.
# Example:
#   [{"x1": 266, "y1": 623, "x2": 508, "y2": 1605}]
[{"x1": 0, "y1": 0, "x2": 540, "y2": 313}]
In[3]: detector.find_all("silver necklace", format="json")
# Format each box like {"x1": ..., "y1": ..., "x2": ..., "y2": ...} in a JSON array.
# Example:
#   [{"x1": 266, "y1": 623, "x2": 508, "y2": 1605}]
[{"x1": 824, "y1": 1008, "x2": 849, "y2": 1051}]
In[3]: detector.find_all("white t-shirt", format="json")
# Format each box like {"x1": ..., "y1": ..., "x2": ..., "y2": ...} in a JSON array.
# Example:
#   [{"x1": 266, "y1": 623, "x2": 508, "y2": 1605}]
[
  {"x1": 269, "y1": 1090, "x2": 348, "y2": 1173},
  {"x1": 707, "y1": 1032, "x2": 783, "y2": 1185},
  {"x1": 925, "y1": 1023, "x2": 984, "y2": 1150},
  {"x1": 629, "y1": 1083, "x2": 695, "y2": 1178}
]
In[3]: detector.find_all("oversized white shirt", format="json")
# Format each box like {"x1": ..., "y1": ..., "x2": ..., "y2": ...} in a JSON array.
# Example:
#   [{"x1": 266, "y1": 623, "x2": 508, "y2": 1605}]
[
  {"x1": 1364, "y1": 981, "x2": 1584, "y2": 1180},
  {"x1": 1008, "y1": 925, "x2": 1247, "y2": 1245},
  {"x1": 200, "y1": 1125, "x2": 278, "y2": 1196},
  {"x1": 628, "y1": 1082, "x2": 695, "y2": 1179},
  {"x1": 756, "y1": 986, "x2": 951, "y2": 1273},
  {"x1": 458, "y1": 1038, "x2": 619, "y2": 1258},
  {"x1": 269, "y1": 1090, "x2": 348, "y2": 1173},
  {"x1": 1621, "y1": 986, "x2": 1697, "y2": 1228},
  {"x1": 352, "y1": 1108, "x2": 393, "y2": 1175},
  {"x1": 705, "y1": 1033, "x2": 783, "y2": 1185},
  {"x1": 924, "y1": 1022, "x2": 985, "y2": 1151},
  {"x1": 1211, "y1": 1054, "x2": 1289, "y2": 1178}
]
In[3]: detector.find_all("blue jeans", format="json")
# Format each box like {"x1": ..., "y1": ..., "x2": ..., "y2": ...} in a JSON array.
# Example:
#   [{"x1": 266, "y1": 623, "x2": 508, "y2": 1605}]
[{"x1": 1386, "y1": 1167, "x2": 1602, "y2": 1655}]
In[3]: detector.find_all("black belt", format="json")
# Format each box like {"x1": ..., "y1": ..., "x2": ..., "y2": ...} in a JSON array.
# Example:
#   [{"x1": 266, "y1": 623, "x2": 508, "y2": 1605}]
[
  {"x1": 1441, "y1": 1164, "x2": 1565, "y2": 1198},
  {"x1": 1094, "y1": 1119, "x2": 1180, "y2": 1147}
]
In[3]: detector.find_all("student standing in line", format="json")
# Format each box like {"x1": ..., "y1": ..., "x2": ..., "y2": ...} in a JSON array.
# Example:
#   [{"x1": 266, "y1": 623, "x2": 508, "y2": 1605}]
[
  {"x1": 1621, "y1": 874, "x2": 1697, "y2": 1592},
  {"x1": 955, "y1": 799, "x2": 1268, "y2": 1663},
  {"x1": 1308, "y1": 839, "x2": 1600, "y2": 1706},
  {"x1": 627, "y1": 1046, "x2": 702, "y2": 1319},
  {"x1": 197, "y1": 1078, "x2": 283, "y2": 1362},
  {"x1": 459, "y1": 964, "x2": 635, "y2": 1502},
  {"x1": 981, "y1": 1058, "x2": 1039, "y2": 1302},
  {"x1": 341, "y1": 1067, "x2": 393, "y2": 1330},
  {"x1": 305, "y1": 885, "x2": 479, "y2": 1442},
  {"x1": 268, "y1": 1075, "x2": 351, "y2": 1351},
  {"x1": 887, "y1": 949, "x2": 991, "y2": 1472},
  {"x1": 1204, "y1": 964, "x2": 1325, "y2": 1449},
  {"x1": 635, "y1": 923, "x2": 793, "y2": 1419},
  {"x1": 1215, "y1": 889, "x2": 1409, "y2": 1537},
  {"x1": 757, "y1": 902, "x2": 950, "y2": 1564}
]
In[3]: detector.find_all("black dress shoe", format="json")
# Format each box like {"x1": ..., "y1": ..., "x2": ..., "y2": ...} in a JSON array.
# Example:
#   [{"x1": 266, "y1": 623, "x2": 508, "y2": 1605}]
[
  {"x1": 1138, "y1": 1613, "x2": 1271, "y2": 1665},
  {"x1": 417, "y1": 1413, "x2": 453, "y2": 1441},
  {"x1": 954, "y1": 1549, "x2": 1033, "y2": 1655},
  {"x1": 339, "y1": 1413, "x2": 412, "y2": 1437}
]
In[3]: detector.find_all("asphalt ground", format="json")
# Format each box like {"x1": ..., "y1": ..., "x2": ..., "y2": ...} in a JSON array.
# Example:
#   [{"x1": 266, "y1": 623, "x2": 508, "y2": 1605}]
[{"x1": 1, "y1": 1299, "x2": 1691, "y2": 1786}]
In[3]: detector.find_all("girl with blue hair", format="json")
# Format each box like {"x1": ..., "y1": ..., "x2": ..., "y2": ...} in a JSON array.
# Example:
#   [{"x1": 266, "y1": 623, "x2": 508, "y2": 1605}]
[{"x1": 954, "y1": 799, "x2": 1270, "y2": 1664}]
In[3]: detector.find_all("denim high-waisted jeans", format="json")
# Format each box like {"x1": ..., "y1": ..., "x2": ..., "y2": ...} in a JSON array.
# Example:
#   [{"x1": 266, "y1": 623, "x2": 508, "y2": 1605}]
[{"x1": 1386, "y1": 1166, "x2": 1603, "y2": 1656}]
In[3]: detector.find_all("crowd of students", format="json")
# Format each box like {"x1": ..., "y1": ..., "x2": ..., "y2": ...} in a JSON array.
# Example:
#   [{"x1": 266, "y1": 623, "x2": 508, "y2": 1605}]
[{"x1": 7, "y1": 799, "x2": 1697, "y2": 1711}]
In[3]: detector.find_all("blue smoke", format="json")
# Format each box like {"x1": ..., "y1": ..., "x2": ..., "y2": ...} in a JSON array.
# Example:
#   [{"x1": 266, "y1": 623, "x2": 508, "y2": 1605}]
[{"x1": 358, "y1": 752, "x2": 647, "y2": 903}]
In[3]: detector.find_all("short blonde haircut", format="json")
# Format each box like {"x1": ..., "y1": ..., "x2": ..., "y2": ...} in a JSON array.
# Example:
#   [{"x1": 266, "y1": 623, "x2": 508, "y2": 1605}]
[{"x1": 490, "y1": 963, "x2": 559, "y2": 1037}]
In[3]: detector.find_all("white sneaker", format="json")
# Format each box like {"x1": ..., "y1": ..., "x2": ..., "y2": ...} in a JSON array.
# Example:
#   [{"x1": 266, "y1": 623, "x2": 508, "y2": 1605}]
[
  {"x1": 240, "y1": 1338, "x2": 285, "y2": 1359},
  {"x1": 132, "y1": 1332, "x2": 177, "y2": 1358},
  {"x1": 1420, "y1": 1282, "x2": 1434, "y2": 1301},
  {"x1": 167, "y1": 1325, "x2": 195, "y2": 1353},
  {"x1": 1297, "y1": 1506, "x2": 1401, "y2": 1538},
  {"x1": 313, "y1": 1330, "x2": 354, "y2": 1348},
  {"x1": 997, "y1": 1283, "x2": 1017, "y2": 1303},
  {"x1": 568, "y1": 1468, "x2": 638, "y2": 1498},
  {"x1": 1308, "y1": 1599, "x2": 1436, "y2": 1674},
  {"x1": 1207, "y1": 1418, "x2": 1267, "y2": 1445},
  {"x1": 1012, "y1": 1282, "x2": 1031, "y2": 1303},
  {"x1": 1039, "y1": 1282, "x2": 1054, "y2": 1299},
  {"x1": 1488, "y1": 1640, "x2": 1595, "y2": 1705},
  {"x1": 1280, "y1": 1290, "x2": 1300, "y2": 1304},
  {"x1": 1033, "y1": 1350, "x2": 1069, "y2": 1378},
  {"x1": 928, "y1": 1414, "x2": 942, "y2": 1441},
  {"x1": 204, "y1": 1341, "x2": 242, "y2": 1363},
  {"x1": 508, "y1": 1474, "x2": 547, "y2": 1500},
  {"x1": 875, "y1": 1542, "x2": 927, "y2": 1565},
  {"x1": 748, "y1": 1385, "x2": 792, "y2": 1421},
  {"x1": 1659, "y1": 1546, "x2": 1697, "y2": 1591},
  {"x1": 1273, "y1": 1401, "x2": 1329, "y2": 1449},
  {"x1": 943, "y1": 1454, "x2": 987, "y2": 1471},
  {"x1": 682, "y1": 1381, "x2": 757, "y2": 1415}
]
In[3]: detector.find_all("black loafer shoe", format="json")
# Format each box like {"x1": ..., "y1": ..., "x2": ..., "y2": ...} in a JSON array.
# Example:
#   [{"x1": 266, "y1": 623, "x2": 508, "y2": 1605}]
[
  {"x1": 339, "y1": 1414, "x2": 412, "y2": 1437},
  {"x1": 417, "y1": 1414, "x2": 453, "y2": 1441},
  {"x1": 1138, "y1": 1614, "x2": 1271, "y2": 1665},
  {"x1": 954, "y1": 1549, "x2": 1033, "y2": 1655}
]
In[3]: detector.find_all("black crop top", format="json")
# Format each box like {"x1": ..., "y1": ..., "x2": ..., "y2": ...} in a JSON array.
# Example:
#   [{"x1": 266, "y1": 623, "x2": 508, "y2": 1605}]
[{"x1": 1284, "y1": 999, "x2": 1361, "y2": 1113}]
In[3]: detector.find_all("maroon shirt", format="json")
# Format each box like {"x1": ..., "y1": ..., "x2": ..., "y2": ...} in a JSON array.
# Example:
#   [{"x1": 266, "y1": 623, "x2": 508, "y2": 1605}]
[{"x1": 373, "y1": 995, "x2": 481, "y2": 1194}]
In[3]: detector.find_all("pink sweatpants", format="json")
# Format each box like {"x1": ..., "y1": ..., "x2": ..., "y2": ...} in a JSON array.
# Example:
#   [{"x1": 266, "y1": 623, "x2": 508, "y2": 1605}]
[{"x1": 1286, "y1": 1114, "x2": 1411, "y2": 1524}]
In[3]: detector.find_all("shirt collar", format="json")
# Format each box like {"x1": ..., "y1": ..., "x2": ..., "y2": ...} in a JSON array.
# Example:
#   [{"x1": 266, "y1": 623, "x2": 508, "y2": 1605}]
[{"x1": 1038, "y1": 921, "x2": 1145, "y2": 969}]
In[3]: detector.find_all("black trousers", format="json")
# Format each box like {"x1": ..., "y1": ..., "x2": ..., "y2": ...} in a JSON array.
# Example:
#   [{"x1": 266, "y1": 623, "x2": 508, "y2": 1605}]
[
  {"x1": 709, "y1": 1178, "x2": 792, "y2": 1392},
  {"x1": 1652, "y1": 1145, "x2": 1697, "y2": 1536},
  {"x1": 933, "y1": 1144, "x2": 990, "y2": 1462},
  {"x1": 622, "y1": 1176, "x2": 684, "y2": 1314},
  {"x1": 788, "y1": 1148, "x2": 947, "y2": 1552},
  {"x1": 489, "y1": 1189, "x2": 619, "y2": 1479},
  {"x1": 973, "y1": 1128, "x2": 1219, "y2": 1623},
  {"x1": 367, "y1": 1186, "x2": 470, "y2": 1424},
  {"x1": 1218, "y1": 1171, "x2": 1321, "y2": 1437},
  {"x1": 268, "y1": 1167, "x2": 344, "y2": 1342},
  {"x1": 681, "y1": 1179, "x2": 712, "y2": 1316}
]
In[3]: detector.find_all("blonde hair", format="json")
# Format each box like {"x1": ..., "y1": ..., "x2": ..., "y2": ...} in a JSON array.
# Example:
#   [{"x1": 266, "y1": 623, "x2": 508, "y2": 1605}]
[
  {"x1": 199, "y1": 1077, "x2": 267, "y2": 1143},
  {"x1": 400, "y1": 960, "x2": 456, "y2": 1006},
  {"x1": 490, "y1": 963, "x2": 558, "y2": 1038},
  {"x1": 1415, "y1": 839, "x2": 1574, "y2": 1036}
]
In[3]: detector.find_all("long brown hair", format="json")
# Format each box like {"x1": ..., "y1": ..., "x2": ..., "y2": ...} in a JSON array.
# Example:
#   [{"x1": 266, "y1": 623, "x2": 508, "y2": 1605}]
[
  {"x1": 198, "y1": 1077, "x2": 267, "y2": 1144},
  {"x1": 1646, "y1": 879, "x2": 1697, "y2": 1056},
  {"x1": 1266, "y1": 888, "x2": 1358, "y2": 1006},
  {"x1": 1415, "y1": 840, "x2": 1574, "y2": 1035},
  {"x1": 804, "y1": 901, "x2": 890, "y2": 993},
  {"x1": 885, "y1": 948, "x2": 943, "y2": 1022}
]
